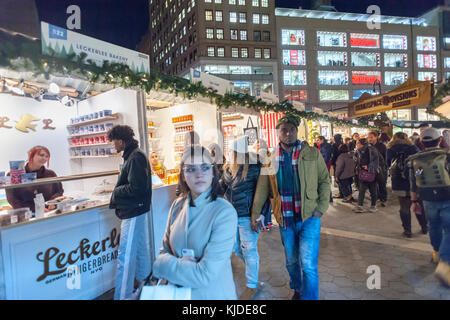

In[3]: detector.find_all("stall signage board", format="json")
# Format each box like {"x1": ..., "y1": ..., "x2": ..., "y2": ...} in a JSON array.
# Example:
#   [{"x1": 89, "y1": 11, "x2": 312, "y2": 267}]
[
  {"x1": 190, "y1": 69, "x2": 233, "y2": 95},
  {"x1": 256, "y1": 90, "x2": 279, "y2": 104},
  {"x1": 0, "y1": 208, "x2": 122, "y2": 300},
  {"x1": 41, "y1": 22, "x2": 150, "y2": 73},
  {"x1": 348, "y1": 79, "x2": 432, "y2": 117}
]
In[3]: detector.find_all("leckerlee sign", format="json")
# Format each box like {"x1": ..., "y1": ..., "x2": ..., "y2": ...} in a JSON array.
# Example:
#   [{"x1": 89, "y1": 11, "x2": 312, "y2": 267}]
[
  {"x1": 41, "y1": 21, "x2": 150, "y2": 73},
  {"x1": 348, "y1": 79, "x2": 432, "y2": 117}
]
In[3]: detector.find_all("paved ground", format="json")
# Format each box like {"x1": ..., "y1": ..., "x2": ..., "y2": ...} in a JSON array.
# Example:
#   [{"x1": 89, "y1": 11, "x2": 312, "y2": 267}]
[{"x1": 232, "y1": 183, "x2": 450, "y2": 300}]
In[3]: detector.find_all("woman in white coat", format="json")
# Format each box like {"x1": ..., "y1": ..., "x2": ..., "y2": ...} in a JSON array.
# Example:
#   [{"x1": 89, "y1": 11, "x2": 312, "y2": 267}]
[{"x1": 152, "y1": 145, "x2": 238, "y2": 299}]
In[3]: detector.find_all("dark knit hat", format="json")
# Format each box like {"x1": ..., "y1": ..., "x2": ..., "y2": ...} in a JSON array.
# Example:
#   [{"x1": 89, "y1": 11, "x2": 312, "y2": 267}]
[{"x1": 276, "y1": 113, "x2": 300, "y2": 129}]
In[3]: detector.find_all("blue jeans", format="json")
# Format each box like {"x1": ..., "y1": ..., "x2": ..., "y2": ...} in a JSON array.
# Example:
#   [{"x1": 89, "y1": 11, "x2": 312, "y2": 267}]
[
  {"x1": 423, "y1": 200, "x2": 450, "y2": 263},
  {"x1": 279, "y1": 216, "x2": 321, "y2": 300},
  {"x1": 234, "y1": 217, "x2": 260, "y2": 288}
]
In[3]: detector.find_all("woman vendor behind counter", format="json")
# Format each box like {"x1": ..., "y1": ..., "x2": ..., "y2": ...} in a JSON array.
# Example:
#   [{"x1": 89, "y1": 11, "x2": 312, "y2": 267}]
[
  {"x1": 6, "y1": 146, "x2": 63, "y2": 212},
  {"x1": 150, "y1": 152, "x2": 166, "y2": 180}
]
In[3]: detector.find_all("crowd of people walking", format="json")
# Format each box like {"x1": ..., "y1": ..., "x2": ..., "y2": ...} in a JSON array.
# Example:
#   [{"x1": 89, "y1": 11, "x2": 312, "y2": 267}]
[{"x1": 106, "y1": 118, "x2": 449, "y2": 301}]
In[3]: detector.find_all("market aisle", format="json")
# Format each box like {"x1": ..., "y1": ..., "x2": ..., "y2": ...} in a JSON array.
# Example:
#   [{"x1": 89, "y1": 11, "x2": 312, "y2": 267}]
[{"x1": 232, "y1": 196, "x2": 450, "y2": 300}]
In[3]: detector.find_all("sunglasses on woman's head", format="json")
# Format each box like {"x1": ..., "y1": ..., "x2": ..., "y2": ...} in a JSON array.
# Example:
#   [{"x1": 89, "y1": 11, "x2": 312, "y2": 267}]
[{"x1": 183, "y1": 163, "x2": 214, "y2": 173}]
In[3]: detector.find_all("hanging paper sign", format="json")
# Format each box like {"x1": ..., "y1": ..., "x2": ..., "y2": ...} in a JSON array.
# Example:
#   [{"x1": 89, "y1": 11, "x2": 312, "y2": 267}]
[
  {"x1": 352, "y1": 119, "x2": 359, "y2": 124},
  {"x1": 368, "y1": 121, "x2": 375, "y2": 126},
  {"x1": 292, "y1": 101, "x2": 305, "y2": 111},
  {"x1": 190, "y1": 69, "x2": 233, "y2": 95},
  {"x1": 256, "y1": 90, "x2": 279, "y2": 104},
  {"x1": 337, "y1": 115, "x2": 344, "y2": 120},
  {"x1": 313, "y1": 107, "x2": 323, "y2": 114}
]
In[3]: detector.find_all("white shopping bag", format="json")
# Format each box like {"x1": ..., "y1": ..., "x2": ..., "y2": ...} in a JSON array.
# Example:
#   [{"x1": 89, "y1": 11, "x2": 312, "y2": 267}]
[{"x1": 140, "y1": 279, "x2": 191, "y2": 300}]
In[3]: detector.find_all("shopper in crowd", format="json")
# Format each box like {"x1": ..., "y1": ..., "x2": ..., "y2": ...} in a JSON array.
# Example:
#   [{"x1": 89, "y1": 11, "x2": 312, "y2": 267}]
[
  {"x1": 368, "y1": 131, "x2": 388, "y2": 207},
  {"x1": 254, "y1": 138, "x2": 273, "y2": 231},
  {"x1": 386, "y1": 132, "x2": 426, "y2": 238},
  {"x1": 316, "y1": 136, "x2": 333, "y2": 170},
  {"x1": 414, "y1": 124, "x2": 429, "y2": 151},
  {"x1": 331, "y1": 134, "x2": 344, "y2": 198},
  {"x1": 348, "y1": 133, "x2": 360, "y2": 151},
  {"x1": 153, "y1": 145, "x2": 238, "y2": 299},
  {"x1": 108, "y1": 125, "x2": 152, "y2": 300},
  {"x1": 251, "y1": 114, "x2": 330, "y2": 300},
  {"x1": 408, "y1": 127, "x2": 450, "y2": 287},
  {"x1": 353, "y1": 138, "x2": 379, "y2": 213},
  {"x1": 6, "y1": 145, "x2": 63, "y2": 212},
  {"x1": 344, "y1": 137, "x2": 352, "y2": 147},
  {"x1": 150, "y1": 152, "x2": 166, "y2": 180},
  {"x1": 221, "y1": 136, "x2": 263, "y2": 300},
  {"x1": 334, "y1": 144, "x2": 356, "y2": 203},
  {"x1": 440, "y1": 129, "x2": 450, "y2": 150},
  {"x1": 379, "y1": 132, "x2": 391, "y2": 145},
  {"x1": 176, "y1": 131, "x2": 202, "y2": 197}
]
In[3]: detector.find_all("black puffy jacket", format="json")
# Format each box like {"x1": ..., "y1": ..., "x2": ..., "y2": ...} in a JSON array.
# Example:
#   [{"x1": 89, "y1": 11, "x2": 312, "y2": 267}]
[
  {"x1": 109, "y1": 141, "x2": 152, "y2": 220},
  {"x1": 387, "y1": 142, "x2": 419, "y2": 192},
  {"x1": 221, "y1": 162, "x2": 261, "y2": 218}
]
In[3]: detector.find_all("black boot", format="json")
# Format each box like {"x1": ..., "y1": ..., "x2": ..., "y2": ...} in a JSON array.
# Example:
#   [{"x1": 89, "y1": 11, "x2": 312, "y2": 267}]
[
  {"x1": 415, "y1": 212, "x2": 428, "y2": 234},
  {"x1": 400, "y1": 211, "x2": 412, "y2": 238}
]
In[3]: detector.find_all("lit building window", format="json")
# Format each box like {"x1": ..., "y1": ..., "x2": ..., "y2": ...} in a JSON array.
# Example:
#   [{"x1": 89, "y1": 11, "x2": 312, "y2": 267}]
[
  {"x1": 261, "y1": 0, "x2": 268, "y2": 7},
  {"x1": 418, "y1": 71, "x2": 437, "y2": 82},
  {"x1": 264, "y1": 48, "x2": 270, "y2": 59},
  {"x1": 215, "y1": 0, "x2": 222, "y2": 3},
  {"x1": 241, "y1": 48, "x2": 248, "y2": 58},
  {"x1": 350, "y1": 33, "x2": 379, "y2": 48},
  {"x1": 255, "y1": 48, "x2": 262, "y2": 58},
  {"x1": 205, "y1": 0, "x2": 212, "y2": 2},
  {"x1": 285, "y1": 90, "x2": 307, "y2": 101},
  {"x1": 229, "y1": 0, "x2": 236, "y2": 4},
  {"x1": 317, "y1": 51, "x2": 347, "y2": 66},
  {"x1": 418, "y1": 108, "x2": 440, "y2": 121},
  {"x1": 317, "y1": 31, "x2": 346, "y2": 47},
  {"x1": 445, "y1": 57, "x2": 450, "y2": 69},
  {"x1": 232, "y1": 47, "x2": 239, "y2": 57},
  {"x1": 206, "y1": 28, "x2": 214, "y2": 39},
  {"x1": 417, "y1": 36, "x2": 436, "y2": 51},
  {"x1": 353, "y1": 90, "x2": 374, "y2": 100},
  {"x1": 383, "y1": 35, "x2": 407, "y2": 50},
  {"x1": 239, "y1": 12, "x2": 247, "y2": 23},
  {"x1": 230, "y1": 12, "x2": 237, "y2": 23},
  {"x1": 231, "y1": 29, "x2": 238, "y2": 40},
  {"x1": 384, "y1": 53, "x2": 407, "y2": 68},
  {"x1": 261, "y1": 14, "x2": 269, "y2": 24},
  {"x1": 208, "y1": 47, "x2": 215, "y2": 57},
  {"x1": 240, "y1": 30, "x2": 248, "y2": 40},
  {"x1": 318, "y1": 71, "x2": 348, "y2": 85},
  {"x1": 319, "y1": 90, "x2": 349, "y2": 101},
  {"x1": 351, "y1": 71, "x2": 381, "y2": 85},
  {"x1": 283, "y1": 70, "x2": 307, "y2": 85},
  {"x1": 385, "y1": 71, "x2": 408, "y2": 86},
  {"x1": 282, "y1": 29, "x2": 305, "y2": 46},
  {"x1": 252, "y1": 0, "x2": 259, "y2": 6},
  {"x1": 253, "y1": 13, "x2": 260, "y2": 24},
  {"x1": 217, "y1": 47, "x2": 225, "y2": 57},
  {"x1": 351, "y1": 52, "x2": 380, "y2": 67},
  {"x1": 282, "y1": 50, "x2": 306, "y2": 66},
  {"x1": 216, "y1": 28, "x2": 224, "y2": 39},
  {"x1": 238, "y1": 0, "x2": 245, "y2": 4},
  {"x1": 216, "y1": 10, "x2": 223, "y2": 22},
  {"x1": 417, "y1": 54, "x2": 437, "y2": 68},
  {"x1": 205, "y1": 10, "x2": 213, "y2": 21},
  {"x1": 230, "y1": 65, "x2": 252, "y2": 74}
]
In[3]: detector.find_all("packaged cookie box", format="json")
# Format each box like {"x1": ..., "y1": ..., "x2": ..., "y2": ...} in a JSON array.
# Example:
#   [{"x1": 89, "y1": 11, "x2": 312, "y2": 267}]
[{"x1": 0, "y1": 208, "x2": 32, "y2": 227}]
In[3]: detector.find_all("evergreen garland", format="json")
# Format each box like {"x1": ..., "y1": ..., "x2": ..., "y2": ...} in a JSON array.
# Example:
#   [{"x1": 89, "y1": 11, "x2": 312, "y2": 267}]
[{"x1": 0, "y1": 30, "x2": 382, "y2": 129}]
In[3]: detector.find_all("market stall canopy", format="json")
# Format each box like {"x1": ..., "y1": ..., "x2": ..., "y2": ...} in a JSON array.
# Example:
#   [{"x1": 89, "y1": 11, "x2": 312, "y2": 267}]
[
  {"x1": 435, "y1": 97, "x2": 450, "y2": 119},
  {"x1": 391, "y1": 120, "x2": 450, "y2": 129},
  {"x1": 348, "y1": 79, "x2": 432, "y2": 118}
]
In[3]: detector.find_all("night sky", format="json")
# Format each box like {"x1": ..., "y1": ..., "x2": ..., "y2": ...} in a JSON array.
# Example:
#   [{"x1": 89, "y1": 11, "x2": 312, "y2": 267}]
[{"x1": 35, "y1": 0, "x2": 445, "y2": 50}]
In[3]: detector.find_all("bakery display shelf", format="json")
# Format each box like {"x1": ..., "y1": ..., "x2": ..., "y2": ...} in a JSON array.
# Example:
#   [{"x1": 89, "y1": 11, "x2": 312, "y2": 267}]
[
  {"x1": 69, "y1": 130, "x2": 109, "y2": 138},
  {"x1": 70, "y1": 154, "x2": 120, "y2": 160},
  {"x1": 69, "y1": 142, "x2": 113, "y2": 149},
  {"x1": 67, "y1": 114, "x2": 119, "y2": 127}
]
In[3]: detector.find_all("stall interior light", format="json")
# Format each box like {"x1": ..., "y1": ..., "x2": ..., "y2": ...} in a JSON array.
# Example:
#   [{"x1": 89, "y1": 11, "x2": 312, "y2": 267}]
[
  {"x1": 5, "y1": 80, "x2": 25, "y2": 95},
  {"x1": 48, "y1": 82, "x2": 60, "y2": 95},
  {"x1": 60, "y1": 95, "x2": 75, "y2": 107}
]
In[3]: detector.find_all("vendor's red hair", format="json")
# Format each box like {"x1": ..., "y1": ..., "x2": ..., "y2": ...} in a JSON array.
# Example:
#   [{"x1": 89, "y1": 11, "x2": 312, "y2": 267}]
[{"x1": 28, "y1": 146, "x2": 51, "y2": 167}]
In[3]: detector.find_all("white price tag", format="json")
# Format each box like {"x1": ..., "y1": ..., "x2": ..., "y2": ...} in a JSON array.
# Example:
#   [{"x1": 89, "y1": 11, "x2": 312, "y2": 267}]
[{"x1": 11, "y1": 215, "x2": 18, "y2": 224}]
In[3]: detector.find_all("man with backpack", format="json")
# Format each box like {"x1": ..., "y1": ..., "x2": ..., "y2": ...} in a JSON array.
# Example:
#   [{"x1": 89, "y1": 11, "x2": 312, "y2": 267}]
[
  {"x1": 408, "y1": 127, "x2": 450, "y2": 287},
  {"x1": 387, "y1": 132, "x2": 427, "y2": 238}
]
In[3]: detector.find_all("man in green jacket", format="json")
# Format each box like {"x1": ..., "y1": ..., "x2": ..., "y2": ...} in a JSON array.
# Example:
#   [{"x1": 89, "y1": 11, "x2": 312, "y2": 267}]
[{"x1": 251, "y1": 114, "x2": 330, "y2": 300}]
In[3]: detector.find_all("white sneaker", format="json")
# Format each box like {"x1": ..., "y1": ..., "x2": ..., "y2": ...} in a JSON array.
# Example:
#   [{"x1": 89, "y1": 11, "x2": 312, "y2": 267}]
[
  {"x1": 369, "y1": 206, "x2": 377, "y2": 213},
  {"x1": 353, "y1": 206, "x2": 365, "y2": 213}
]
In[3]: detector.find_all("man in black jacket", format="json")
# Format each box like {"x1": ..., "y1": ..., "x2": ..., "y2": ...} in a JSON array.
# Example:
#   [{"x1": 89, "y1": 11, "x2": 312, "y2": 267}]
[
  {"x1": 368, "y1": 131, "x2": 388, "y2": 207},
  {"x1": 108, "y1": 125, "x2": 152, "y2": 300}
]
